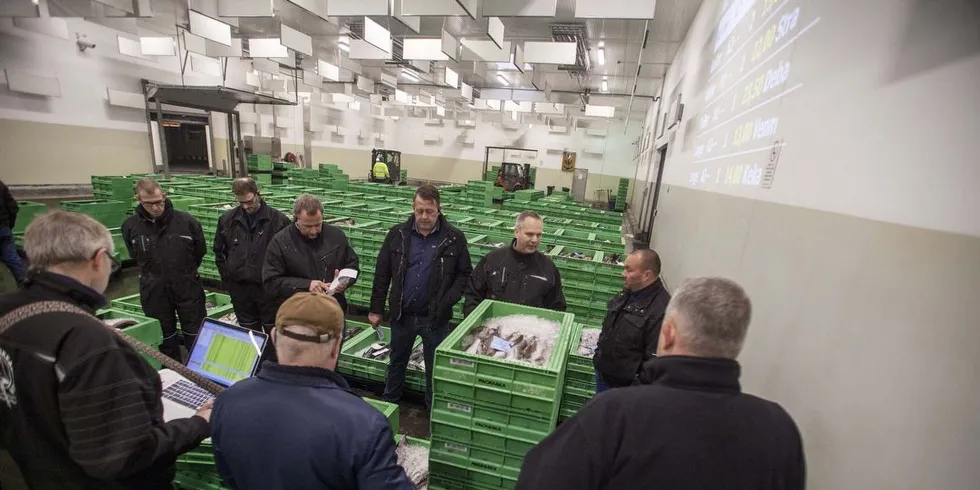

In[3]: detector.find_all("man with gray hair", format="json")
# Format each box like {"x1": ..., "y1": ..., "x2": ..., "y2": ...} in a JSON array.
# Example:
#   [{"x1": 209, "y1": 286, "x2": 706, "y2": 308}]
[
  {"x1": 263, "y1": 194, "x2": 359, "y2": 315},
  {"x1": 516, "y1": 277, "x2": 805, "y2": 490},
  {"x1": 0, "y1": 211, "x2": 211, "y2": 489},
  {"x1": 463, "y1": 210, "x2": 565, "y2": 314}
]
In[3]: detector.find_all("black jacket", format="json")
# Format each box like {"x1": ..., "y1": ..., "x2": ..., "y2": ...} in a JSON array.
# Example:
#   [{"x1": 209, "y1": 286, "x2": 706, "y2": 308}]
[
  {"x1": 0, "y1": 179, "x2": 18, "y2": 229},
  {"x1": 370, "y1": 215, "x2": 472, "y2": 325},
  {"x1": 0, "y1": 270, "x2": 210, "y2": 490},
  {"x1": 463, "y1": 242, "x2": 566, "y2": 315},
  {"x1": 262, "y1": 223, "x2": 359, "y2": 311},
  {"x1": 121, "y1": 200, "x2": 206, "y2": 278},
  {"x1": 516, "y1": 356, "x2": 806, "y2": 490},
  {"x1": 593, "y1": 279, "x2": 671, "y2": 387},
  {"x1": 213, "y1": 200, "x2": 291, "y2": 284}
]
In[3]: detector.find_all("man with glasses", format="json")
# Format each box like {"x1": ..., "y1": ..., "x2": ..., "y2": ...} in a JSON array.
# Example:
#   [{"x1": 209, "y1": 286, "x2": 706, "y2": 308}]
[
  {"x1": 263, "y1": 194, "x2": 359, "y2": 314},
  {"x1": 122, "y1": 178, "x2": 207, "y2": 361},
  {"x1": 0, "y1": 210, "x2": 211, "y2": 488},
  {"x1": 213, "y1": 178, "x2": 290, "y2": 345},
  {"x1": 369, "y1": 185, "x2": 472, "y2": 410}
]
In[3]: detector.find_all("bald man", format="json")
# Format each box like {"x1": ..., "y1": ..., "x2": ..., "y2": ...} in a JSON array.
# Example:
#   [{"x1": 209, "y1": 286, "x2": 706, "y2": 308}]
[{"x1": 593, "y1": 249, "x2": 671, "y2": 393}]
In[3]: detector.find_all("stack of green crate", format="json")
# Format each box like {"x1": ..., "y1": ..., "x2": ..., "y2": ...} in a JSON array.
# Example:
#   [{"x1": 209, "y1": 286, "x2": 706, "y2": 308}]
[
  {"x1": 272, "y1": 161, "x2": 295, "y2": 185},
  {"x1": 188, "y1": 203, "x2": 236, "y2": 281},
  {"x1": 12, "y1": 200, "x2": 47, "y2": 235},
  {"x1": 614, "y1": 178, "x2": 629, "y2": 211},
  {"x1": 428, "y1": 300, "x2": 575, "y2": 490},
  {"x1": 512, "y1": 189, "x2": 544, "y2": 202},
  {"x1": 247, "y1": 154, "x2": 273, "y2": 187},
  {"x1": 318, "y1": 163, "x2": 351, "y2": 191},
  {"x1": 560, "y1": 323, "x2": 598, "y2": 422},
  {"x1": 59, "y1": 200, "x2": 129, "y2": 228},
  {"x1": 91, "y1": 175, "x2": 136, "y2": 202}
]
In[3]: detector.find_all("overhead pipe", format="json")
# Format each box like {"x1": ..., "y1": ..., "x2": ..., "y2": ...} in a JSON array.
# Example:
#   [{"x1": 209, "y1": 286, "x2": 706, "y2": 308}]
[{"x1": 625, "y1": 20, "x2": 651, "y2": 131}]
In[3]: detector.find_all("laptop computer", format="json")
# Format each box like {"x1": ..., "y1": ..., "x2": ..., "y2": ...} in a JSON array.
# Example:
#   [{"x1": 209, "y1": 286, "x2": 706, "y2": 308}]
[{"x1": 160, "y1": 318, "x2": 268, "y2": 422}]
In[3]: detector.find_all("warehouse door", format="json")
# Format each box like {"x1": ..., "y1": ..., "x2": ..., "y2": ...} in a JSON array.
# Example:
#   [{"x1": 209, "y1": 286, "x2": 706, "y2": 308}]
[{"x1": 149, "y1": 112, "x2": 213, "y2": 174}]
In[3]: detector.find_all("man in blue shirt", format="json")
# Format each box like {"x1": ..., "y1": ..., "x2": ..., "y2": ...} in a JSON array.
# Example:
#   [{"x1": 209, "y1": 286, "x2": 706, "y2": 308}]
[
  {"x1": 211, "y1": 292, "x2": 413, "y2": 490},
  {"x1": 369, "y1": 185, "x2": 472, "y2": 409}
]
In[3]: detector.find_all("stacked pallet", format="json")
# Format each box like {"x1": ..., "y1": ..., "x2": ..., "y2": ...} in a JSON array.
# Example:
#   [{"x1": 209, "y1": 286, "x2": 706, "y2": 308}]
[{"x1": 428, "y1": 300, "x2": 575, "y2": 490}]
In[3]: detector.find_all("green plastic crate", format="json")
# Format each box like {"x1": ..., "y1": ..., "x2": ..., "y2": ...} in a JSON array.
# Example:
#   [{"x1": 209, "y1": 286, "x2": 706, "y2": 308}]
[
  {"x1": 363, "y1": 397, "x2": 400, "y2": 435},
  {"x1": 59, "y1": 200, "x2": 129, "y2": 227},
  {"x1": 246, "y1": 154, "x2": 273, "y2": 171},
  {"x1": 429, "y1": 435, "x2": 523, "y2": 483},
  {"x1": 428, "y1": 456, "x2": 517, "y2": 490},
  {"x1": 97, "y1": 308, "x2": 163, "y2": 369},
  {"x1": 11, "y1": 201, "x2": 47, "y2": 234},
  {"x1": 337, "y1": 326, "x2": 424, "y2": 390}
]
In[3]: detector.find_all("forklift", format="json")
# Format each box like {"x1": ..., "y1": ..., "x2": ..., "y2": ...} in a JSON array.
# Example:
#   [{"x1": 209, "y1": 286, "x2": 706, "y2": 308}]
[
  {"x1": 370, "y1": 148, "x2": 402, "y2": 184},
  {"x1": 495, "y1": 162, "x2": 532, "y2": 191}
]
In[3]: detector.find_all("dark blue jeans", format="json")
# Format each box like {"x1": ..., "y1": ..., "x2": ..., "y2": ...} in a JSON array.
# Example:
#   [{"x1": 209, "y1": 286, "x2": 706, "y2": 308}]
[
  {"x1": 594, "y1": 370, "x2": 614, "y2": 395},
  {"x1": 382, "y1": 314, "x2": 450, "y2": 409},
  {"x1": 0, "y1": 227, "x2": 25, "y2": 282}
]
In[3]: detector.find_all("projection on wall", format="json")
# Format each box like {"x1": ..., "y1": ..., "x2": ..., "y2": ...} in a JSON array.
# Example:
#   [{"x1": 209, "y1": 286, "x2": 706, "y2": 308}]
[{"x1": 687, "y1": 0, "x2": 821, "y2": 190}]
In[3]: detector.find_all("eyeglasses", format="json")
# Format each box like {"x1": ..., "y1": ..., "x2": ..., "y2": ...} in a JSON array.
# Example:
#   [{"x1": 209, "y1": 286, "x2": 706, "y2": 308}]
[
  {"x1": 91, "y1": 248, "x2": 122, "y2": 273},
  {"x1": 140, "y1": 199, "x2": 166, "y2": 208},
  {"x1": 237, "y1": 194, "x2": 259, "y2": 206}
]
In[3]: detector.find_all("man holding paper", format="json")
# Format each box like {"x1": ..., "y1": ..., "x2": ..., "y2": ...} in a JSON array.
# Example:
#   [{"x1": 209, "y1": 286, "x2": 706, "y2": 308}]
[{"x1": 263, "y1": 194, "x2": 359, "y2": 315}]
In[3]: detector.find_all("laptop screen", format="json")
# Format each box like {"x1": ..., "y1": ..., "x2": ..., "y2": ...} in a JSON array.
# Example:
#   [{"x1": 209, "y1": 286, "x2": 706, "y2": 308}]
[{"x1": 186, "y1": 319, "x2": 267, "y2": 387}]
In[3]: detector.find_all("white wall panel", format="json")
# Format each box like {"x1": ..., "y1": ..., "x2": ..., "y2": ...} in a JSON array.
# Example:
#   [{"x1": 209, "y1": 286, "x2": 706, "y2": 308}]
[
  {"x1": 574, "y1": 0, "x2": 656, "y2": 19},
  {"x1": 483, "y1": 0, "x2": 557, "y2": 16},
  {"x1": 189, "y1": 10, "x2": 232, "y2": 46},
  {"x1": 280, "y1": 24, "x2": 313, "y2": 56}
]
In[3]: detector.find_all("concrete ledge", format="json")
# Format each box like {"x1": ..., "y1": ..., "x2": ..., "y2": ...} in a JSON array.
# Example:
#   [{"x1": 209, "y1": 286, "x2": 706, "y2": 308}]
[{"x1": 10, "y1": 184, "x2": 94, "y2": 200}]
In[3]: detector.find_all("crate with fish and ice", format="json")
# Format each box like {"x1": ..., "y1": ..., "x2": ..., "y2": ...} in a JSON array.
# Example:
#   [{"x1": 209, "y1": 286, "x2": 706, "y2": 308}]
[
  {"x1": 395, "y1": 436, "x2": 431, "y2": 489},
  {"x1": 548, "y1": 245, "x2": 599, "y2": 273},
  {"x1": 431, "y1": 300, "x2": 575, "y2": 422},
  {"x1": 337, "y1": 326, "x2": 426, "y2": 390}
]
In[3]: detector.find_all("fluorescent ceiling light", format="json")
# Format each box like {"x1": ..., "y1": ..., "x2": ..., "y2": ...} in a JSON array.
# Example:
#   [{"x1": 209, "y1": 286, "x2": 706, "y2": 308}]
[
  {"x1": 496, "y1": 74, "x2": 509, "y2": 86},
  {"x1": 339, "y1": 36, "x2": 350, "y2": 52},
  {"x1": 597, "y1": 48, "x2": 605, "y2": 65},
  {"x1": 601, "y1": 77, "x2": 608, "y2": 92}
]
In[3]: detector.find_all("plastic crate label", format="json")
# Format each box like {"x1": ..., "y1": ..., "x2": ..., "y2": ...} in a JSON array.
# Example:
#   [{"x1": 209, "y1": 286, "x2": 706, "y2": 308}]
[
  {"x1": 443, "y1": 442, "x2": 469, "y2": 454},
  {"x1": 450, "y1": 358, "x2": 474, "y2": 368},
  {"x1": 448, "y1": 402, "x2": 472, "y2": 414}
]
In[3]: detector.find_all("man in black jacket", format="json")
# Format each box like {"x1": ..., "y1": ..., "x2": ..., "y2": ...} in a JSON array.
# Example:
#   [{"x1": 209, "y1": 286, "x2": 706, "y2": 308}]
[
  {"x1": 593, "y1": 248, "x2": 670, "y2": 393},
  {"x1": 213, "y1": 178, "x2": 291, "y2": 336},
  {"x1": 516, "y1": 277, "x2": 806, "y2": 490},
  {"x1": 463, "y1": 211, "x2": 565, "y2": 315},
  {"x1": 0, "y1": 179, "x2": 25, "y2": 283},
  {"x1": 122, "y1": 179, "x2": 207, "y2": 361},
  {"x1": 0, "y1": 210, "x2": 210, "y2": 490},
  {"x1": 369, "y1": 185, "x2": 472, "y2": 408},
  {"x1": 262, "y1": 194, "x2": 358, "y2": 314}
]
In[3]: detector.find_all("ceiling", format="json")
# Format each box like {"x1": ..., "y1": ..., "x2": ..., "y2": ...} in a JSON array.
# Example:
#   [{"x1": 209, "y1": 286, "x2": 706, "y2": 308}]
[{"x1": 22, "y1": 0, "x2": 704, "y2": 124}]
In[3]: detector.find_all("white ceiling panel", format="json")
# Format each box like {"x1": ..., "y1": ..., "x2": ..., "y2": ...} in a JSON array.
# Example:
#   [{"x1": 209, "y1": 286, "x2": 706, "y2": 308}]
[
  {"x1": 363, "y1": 17, "x2": 392, "y2": 53},
  {"x1": 249, "y1": 38, "x2": 288, "y2": 58},
  {"x1": 523, "y1": 41, "x2": 577, "y2": 64},
  {"x1": 585, "y1": 104, "x2": 616, "y2": 117},
  {"x1": 456, "y1": 0, "x2": 478, "y2": 19},
  {"x1": 403, "y1": 39, "x2": 448, "y2": 61},
  {"x1": 460, "y1": 40, "x2": 512, "y2": 62},
  {"x1": 460, "y1": 82, "x2": 473, "y2": 102},
  {"x1": 280, "y1": 24, "x2": 313, "y2": 56},
  {"x1": 286, "y1": 0, "x2": 328, "y2": 18},
  {"x1": 327, "y1": 0, "x2": 388, "y2": 15},
  {"x1": 441, "y1": 30, "x2": 460, "y2": 62},
  {"x1": 487, "y1": 17, "x2": 504, "y2": 49},
  {"x1": 182, "y1": 31, "x2": 208, "y2": 55},
  {"x1": 318, "y1": 59, "x2": 340, "y2": 81},
  {"x1": 106, "y1": 89, "x2": 145, "y2": 109},
  {"x1": 482, "y1": 0, "x2": 557, "y2": 16},
  {"x1": 206, "y1": 38, "x2": 243, "y2": 57},
  {"x1": 444, "y1": 67, "x2": 459, "y2": 88},
  {"x1": 575, "y1": 0, "x2": 656, "y2": 19},
  {"x1": 117, "y1": 36, "x2": 148, "y2": 59},
  {"x1": 189, "y1": 10, "x2": 232, "y2": 46},
  {"x1": 218, "y1": 0, "x2": 274, "y2": 17},
  {"x1": 13, "y1": 18, "x2": 70, "y2": 40},
  {"x1": 400, "y1": 0, "x2": 466, "y2": 16},
  {"x1": 189, "y1": 53, "x2": 222, "y2": 77},
  {"x1": 140, "y1": 37, "x2": 176, "y2": 56},
  {"x1": 349, "y1": 39, "x2": 391, "y2": 60}
]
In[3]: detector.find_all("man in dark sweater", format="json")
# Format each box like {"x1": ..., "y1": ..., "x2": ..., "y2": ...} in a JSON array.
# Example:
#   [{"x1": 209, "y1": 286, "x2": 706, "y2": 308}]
[
  {"x1": 0, "y1": 180, "x2": 25, "y2": 283},
  {"x1": 463, "y1": 211, "x2": 565, "y2": 314},
  {"x1": 516, "y1": 277, "x2": 806, "y2": 490},
  {"x1": 0, "y1": 210, "x2": 210, "y2": 490}
]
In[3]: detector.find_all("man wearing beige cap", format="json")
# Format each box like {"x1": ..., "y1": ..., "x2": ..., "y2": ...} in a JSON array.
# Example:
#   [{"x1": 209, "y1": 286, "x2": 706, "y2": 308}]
[{"x1": 210, "y1": 293, "x2": 413, "y2": 490}]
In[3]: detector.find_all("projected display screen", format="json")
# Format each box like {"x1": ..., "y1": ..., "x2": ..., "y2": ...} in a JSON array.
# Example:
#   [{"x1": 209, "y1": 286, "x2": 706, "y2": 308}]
[{"x1": 686, "y1": 0, "x2": 821, "y2": 189}]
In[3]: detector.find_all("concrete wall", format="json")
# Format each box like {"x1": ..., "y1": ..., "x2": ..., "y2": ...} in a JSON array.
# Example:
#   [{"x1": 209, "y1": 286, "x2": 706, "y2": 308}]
[{"x1": 641, "y1": 0, "x2": 980, "y2": 488}]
